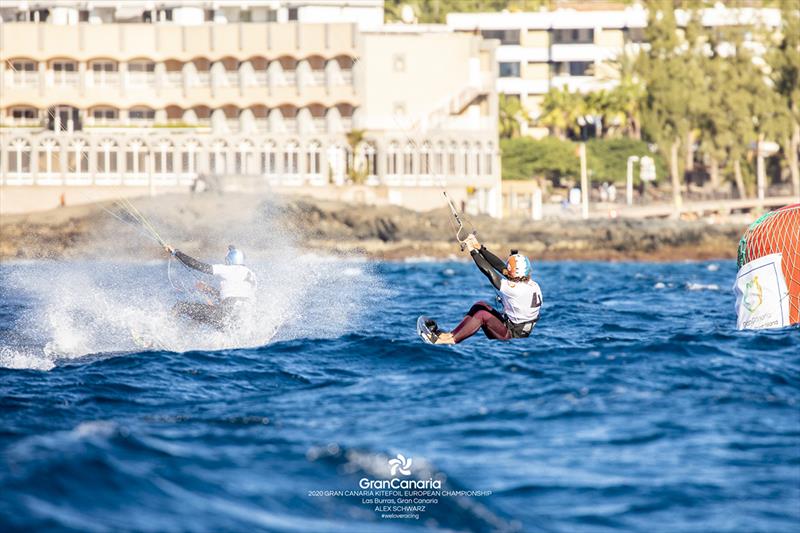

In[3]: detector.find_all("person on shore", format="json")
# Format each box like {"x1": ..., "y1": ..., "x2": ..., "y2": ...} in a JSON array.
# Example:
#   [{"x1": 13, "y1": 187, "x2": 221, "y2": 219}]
[
  {"x1": 164, "y1": 244, "x2": 257, "y2": 329},
  {"x1": 426, "y1": 235, "x2": 542, "y2": 344}
]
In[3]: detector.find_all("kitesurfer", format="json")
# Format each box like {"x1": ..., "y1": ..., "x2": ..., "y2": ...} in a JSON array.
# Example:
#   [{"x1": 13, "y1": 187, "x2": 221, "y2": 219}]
[
  {"x1": 428, "y1": 235, "x2": 542, "y2": 344},
  {"x1": 164, "y1": 244, "x2": 257, "y2": 329}
]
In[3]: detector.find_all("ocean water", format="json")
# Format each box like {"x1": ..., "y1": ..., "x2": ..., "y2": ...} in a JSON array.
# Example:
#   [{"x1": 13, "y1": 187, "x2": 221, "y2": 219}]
[{"x1": 0, "y1": 259, "x2": 798, "y2": 533}]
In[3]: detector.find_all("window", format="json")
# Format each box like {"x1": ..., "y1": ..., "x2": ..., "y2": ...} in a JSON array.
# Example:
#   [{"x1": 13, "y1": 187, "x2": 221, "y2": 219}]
[
  {"x1": 288, "y1": 7, "x2": 298, "y2": 21},
  {"x1": 92, "y1": 61, "x2": 117, "y2": 72},
  {"x1": 93, "y1": 108, "x2": 118, "y2": 120},
  {"x1": 551, "y1": 62, "x2": 593, "y2": 77},
  {"x1": 480, "y1": 29, "x2": 520, "y2": 45},
  {"x1": 11, "y1": 108, "x2": 37, "y2": 120},
  {"x1": 569, "y1": 61, "x2": 592, "y2": 76},
  {"x1": 499, "y1": 62, "x2": 521, "y2": 78},
  {"x1": 128, "y1": 61, "x2": 155, "y2": 72},
  {"x1": 129, "y1": 108, "x2": 155, "y2": 120},
  {"x1": 552, "y1": 28, "x2": 594, "y2": 44},
  {"x1": 53, "y1": 61, "x2": 76, "y2": 72},
  {"x1": 624, "y1": 27, "x2": 645, "y2": 43},
  {"x1": 11, "y1": 60, "x2": 36, "y2": 72},
  {"x1": 79, "y1": 9, "x2": 89, "y2": 22}
]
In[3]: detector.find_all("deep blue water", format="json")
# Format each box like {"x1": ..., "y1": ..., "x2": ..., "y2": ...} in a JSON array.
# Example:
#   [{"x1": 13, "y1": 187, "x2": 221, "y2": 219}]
[{"x1": 1, "y1": 260, "x2": 798, "y2": 532}]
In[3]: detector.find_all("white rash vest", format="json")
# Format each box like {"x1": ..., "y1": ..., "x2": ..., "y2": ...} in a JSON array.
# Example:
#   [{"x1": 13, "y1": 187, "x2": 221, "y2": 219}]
[
  {"x1": 211, "y1": 264, "x2": 257, "y2": 300},
  {"x1": 499, "y1": 279, "x2": 542, "y2": 324}
]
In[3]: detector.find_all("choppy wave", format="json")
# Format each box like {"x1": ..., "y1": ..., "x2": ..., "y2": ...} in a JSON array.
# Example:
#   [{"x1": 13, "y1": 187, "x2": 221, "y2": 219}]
[{"x1": 1, "y1": 260, "x2": 798, "y2": 532}]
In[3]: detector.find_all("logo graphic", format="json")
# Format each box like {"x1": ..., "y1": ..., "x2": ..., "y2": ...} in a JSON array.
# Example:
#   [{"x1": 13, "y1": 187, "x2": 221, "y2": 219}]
[
  {"x1": 388, "y1": 454, "x2": 412, "y2": 476},
  {"x1": 743, "y1": 275, "x2": 763, "y2": 313}
]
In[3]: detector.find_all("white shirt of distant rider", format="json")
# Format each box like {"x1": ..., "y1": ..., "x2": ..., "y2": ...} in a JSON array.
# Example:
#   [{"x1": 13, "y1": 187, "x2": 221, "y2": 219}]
[
  {"x1": 211, "y1": 264, "x2": 257, "y2": 300},
  {"x1": 499, "y1": 278, "x2": 542, "y2": 324}
]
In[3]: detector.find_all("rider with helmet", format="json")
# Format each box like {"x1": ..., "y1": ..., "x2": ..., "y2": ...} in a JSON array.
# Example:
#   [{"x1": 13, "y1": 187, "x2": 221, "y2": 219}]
[
  {"x1": 427, "y1": 234, "x2": 542, "y2": 345},
  {"x1": 164, "y1": 244, "x2": 257, "y2": 329}
]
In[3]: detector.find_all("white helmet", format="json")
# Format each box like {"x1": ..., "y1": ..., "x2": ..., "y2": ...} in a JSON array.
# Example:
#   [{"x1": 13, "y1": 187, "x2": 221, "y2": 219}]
[
  {"x1": 225, "y1": 245, "x2": 244, "y2": 265},
  {"x1": 505, "y1": 252, "x2": 532, "y2": 279}
]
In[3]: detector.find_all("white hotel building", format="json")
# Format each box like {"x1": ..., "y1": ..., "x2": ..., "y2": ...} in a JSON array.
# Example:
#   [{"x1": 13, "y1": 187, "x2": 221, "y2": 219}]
[
  {"x1": 447, "y1": 3, "x2": 782, "y2": 126},
  {"x1": 0, "y1": 1, "x2": 502, "y2": 216}
]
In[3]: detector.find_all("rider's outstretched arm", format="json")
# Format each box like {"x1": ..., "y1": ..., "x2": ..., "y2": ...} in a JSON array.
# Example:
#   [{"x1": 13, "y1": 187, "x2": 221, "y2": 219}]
[
  {"x1": 478, "y1": 245, "x2": 506, "y2": 273},
  {"x1": 174, "y1": 250, "x2": 213, "y2": 275},
  {"x1": 470, "y1": 249, "x2": 502, "y2": 290}
]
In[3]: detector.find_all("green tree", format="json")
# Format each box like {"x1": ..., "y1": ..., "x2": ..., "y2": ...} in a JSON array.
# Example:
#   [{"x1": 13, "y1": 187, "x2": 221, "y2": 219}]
[
  {"x1": 600, "y1": 52, "x2": 645, "y2": 139},
  {"x1": 766, "y1": 3, "x2": 800, "y2": 198},
  {"x1": 638, "y1": 0, "x2": 697, "y2": 214},
  {"x1": 498, "y1": 94, "x2": 530, "y2": 139},
  {"x1": 538, "y1": 86, "x2": 585, "y2": 139}
]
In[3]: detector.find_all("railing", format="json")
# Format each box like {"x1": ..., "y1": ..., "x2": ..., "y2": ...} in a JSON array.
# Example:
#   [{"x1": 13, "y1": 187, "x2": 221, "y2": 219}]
[
  {"x1": 253, "y1": 71, "x2": 268, "y2": 87},
  {"x1": 189, "y1": 72, "x2": 211, "y2": 87},
  {"x1": 52, "y1": 71, "x2": 80, "y2": 86},
  {"x1": 163, "y1": 71, "x2": 183, "y2": 88},
  {"x1": 127, "y1": 72, "x2": 156, "y2": 87},
  {"x1": 312, "y1": 118, "x2": 326, "y2": 133},
  {"x1": 340, "y1": 70, "x2": 353, "y2": 85},
  {"x1": 9, "y1": 71, "x2": 38, "y2": 86},
  {"x1": 89, "y1": 71, "x2": 121, "y2": 87},
  {"x1": 310, "y1": 70, "x2": 326, "y2": 86}
]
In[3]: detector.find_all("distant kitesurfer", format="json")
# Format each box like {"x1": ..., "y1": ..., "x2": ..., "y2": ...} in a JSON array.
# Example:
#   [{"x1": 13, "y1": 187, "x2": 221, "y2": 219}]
[
  {"x1": 425, "y1": 235, "x2": 542, "y2": 344},
  {"x1": 164, "y1": 244, "x2": 257, "y2": 329}
]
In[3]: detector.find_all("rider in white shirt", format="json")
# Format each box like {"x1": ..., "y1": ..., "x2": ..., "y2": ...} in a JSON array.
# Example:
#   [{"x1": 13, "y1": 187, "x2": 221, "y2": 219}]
[
  {"x1": 165, "y1": 244, "x2": 256, "y2": 328},
  {"x1": 428, "y1": 235, "x2": 542, "y2": 345}
]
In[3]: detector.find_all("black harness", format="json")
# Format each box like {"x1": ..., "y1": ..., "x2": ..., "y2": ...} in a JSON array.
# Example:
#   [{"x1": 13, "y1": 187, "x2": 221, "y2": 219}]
[{"x1": 505, "y1": 316, "x2": 538, "y2": 338}]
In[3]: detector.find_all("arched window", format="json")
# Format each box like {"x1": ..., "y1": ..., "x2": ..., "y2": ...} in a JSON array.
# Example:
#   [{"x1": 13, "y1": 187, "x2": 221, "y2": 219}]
[
  {"x1": 235, "y1": 141, "x2": 256, "y2": 175},
  {"x1": 484, "y1": 143, "x2": 494, "y2": 175},
  {"x1": 67, "y1": 139, "x2": 89, "y2": 174},
  {"x1": 210, "y1": 140, "x2": 227, "y2": 175},
  {"x1": 448, "y1": 142, "x2": 458, "y2": 175},
  {"x1": 461, "y1": 142, "x2": 470, "y2": 176},
  {"x1": 474, "y1": 142, "x2": 482, "y2": 176},
  {"x1": 38, "y1": 138, "x2": 61, "y2": 175},
  {"x1": 262, "y1": 141, "x2": 277, "y2": 175},
  {"x1": 362, "y1": 142, "x2": 377, "y2": 176},
  {"x1": 420, "y1": 142, "x2": 432, "y2": 175},
  {"x1": 181, "y1": 139, "x2": 200, "y2": 175},
  {"x1": 306, "y1": 141, "x2": 321, "y2": 175},
  {"x1": 387, "y1": 142, "x2": 399, "y2": 175},
  {"x1": 8, "y1": 138, "x2": 31, "y2": 174},
  {"x1": 96, "y1": 138, "x2": 118, "y2": 174},
  {"x1": 284, "y1": 141, "x2": 299, "y2": 174},
  {"x1": 403, "y1": 143, "x2": 414, "y2": 176},
  {"x1": 154, "y1": 139, "x2": 174, "y2": 174},
  {"x1": 125, "y1": 139, "x2": 148, "y2": 175},
  {"x1": 434, "y1": 142, "x2": 445, "y2": 175}
]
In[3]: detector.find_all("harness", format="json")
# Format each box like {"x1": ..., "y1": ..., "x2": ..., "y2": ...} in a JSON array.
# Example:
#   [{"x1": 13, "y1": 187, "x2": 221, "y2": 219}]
[{"x1": 505, "y1": 316, "x2": 538, "y2": 338}]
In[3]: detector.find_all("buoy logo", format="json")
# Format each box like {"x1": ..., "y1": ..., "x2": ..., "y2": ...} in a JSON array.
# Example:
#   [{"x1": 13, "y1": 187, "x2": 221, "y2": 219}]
[
  {"x1": 744, "y1": 276, "x2": 763, "y2": 313},
  {"x1": 388, "y1": 454, "x2": 412, "y2": 476}
]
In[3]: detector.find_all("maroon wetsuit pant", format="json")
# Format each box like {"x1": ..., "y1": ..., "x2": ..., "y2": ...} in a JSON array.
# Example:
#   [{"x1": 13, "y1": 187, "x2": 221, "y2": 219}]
[{"x1": 451, "y1": 301, "x2": 511, "y2": 343}]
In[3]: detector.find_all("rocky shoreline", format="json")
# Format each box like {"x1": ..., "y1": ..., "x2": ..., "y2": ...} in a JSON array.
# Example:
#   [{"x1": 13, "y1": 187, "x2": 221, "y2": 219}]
[{"x1": 0, "y1": 192, "x2": 747, "y2": 262}]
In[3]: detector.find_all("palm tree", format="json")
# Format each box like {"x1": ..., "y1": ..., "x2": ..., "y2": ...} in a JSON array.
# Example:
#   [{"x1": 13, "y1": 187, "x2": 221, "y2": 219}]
[
  {"x1": 538, "y1": 86, "x2": 584, "y2": 139},
  {"x1": 498, "y1": 94, "x2": 530, "y2": 139},
  {"x1": 603, "y1": 52, "x2": 645, "y2": 139}
]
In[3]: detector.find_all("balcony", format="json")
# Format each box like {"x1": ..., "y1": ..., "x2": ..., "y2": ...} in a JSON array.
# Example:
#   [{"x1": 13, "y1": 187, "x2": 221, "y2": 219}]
[
  {"x1": 310, "y1": 70, "x2": 326, "y2": 86},
  {"x1": 88, "y1": 71, "x2": 120, "y2": 87},
  {"x1": 51, "y1": 71, "x2": 80, "y2": 86},
  {"x1": 127, "y1": 72, "x2": 156, "y2": 87},
  {"x1": 163, "y1": 72, "x2": 183, "y2": 88},
  {"x1": 8, "y1": 71, "x2": 38, "y2": 87}
]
